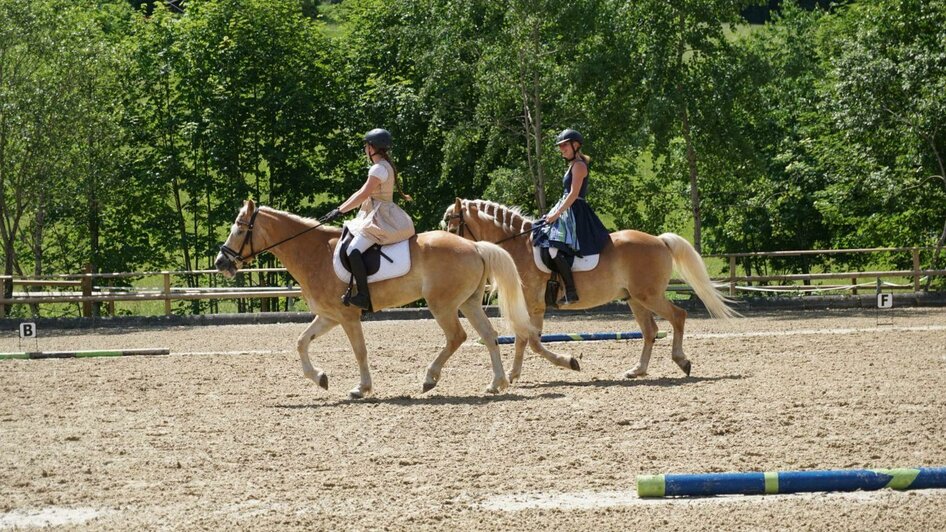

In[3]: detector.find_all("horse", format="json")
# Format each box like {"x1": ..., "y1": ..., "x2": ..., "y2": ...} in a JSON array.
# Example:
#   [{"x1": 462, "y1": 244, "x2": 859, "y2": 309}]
[
  {"x1": 442, "y1": 198, "x2": 738, "y2": 382},
  {"x1": 214, "y1": 200, "x2": 578, "y2": 399}
]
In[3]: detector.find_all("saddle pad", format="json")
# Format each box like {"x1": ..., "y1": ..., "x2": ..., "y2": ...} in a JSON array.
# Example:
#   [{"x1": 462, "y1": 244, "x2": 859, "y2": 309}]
[
  {"x1": 533, "y1": 246, "x2": 600, "y2": 274},
  {"x1": 333, "y1": 238, "x2": 411, "y2": 283}
]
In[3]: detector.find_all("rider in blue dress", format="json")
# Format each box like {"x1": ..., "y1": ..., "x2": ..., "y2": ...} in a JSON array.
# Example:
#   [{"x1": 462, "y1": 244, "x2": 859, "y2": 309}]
[{"x1": 535, "y1": 128, "x2": 611, "y2": 305}]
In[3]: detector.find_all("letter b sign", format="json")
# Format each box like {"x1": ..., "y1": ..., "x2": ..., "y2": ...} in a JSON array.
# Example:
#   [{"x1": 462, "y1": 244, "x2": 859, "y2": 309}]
[{"x1": 19, "y1": 322, "x2": 36, "y2": 339}]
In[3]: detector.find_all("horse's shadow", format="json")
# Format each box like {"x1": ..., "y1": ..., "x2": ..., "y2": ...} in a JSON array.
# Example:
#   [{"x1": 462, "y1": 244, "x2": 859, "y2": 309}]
[
  {"x1": 516, "y1": 374, "x2": 742, "y2": 390},
  {"x1": 275, "y1": 391, "x2": 566, "y2": 409}
]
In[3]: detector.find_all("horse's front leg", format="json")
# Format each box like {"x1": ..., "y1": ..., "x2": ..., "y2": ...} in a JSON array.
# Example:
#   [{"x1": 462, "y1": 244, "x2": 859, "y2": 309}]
[
  {"x1": 296, "y1": 315, "x2": 338, "y2": 390},
  {"x1": 340, "y1": 320, "x2": 372, "y2": 399}
]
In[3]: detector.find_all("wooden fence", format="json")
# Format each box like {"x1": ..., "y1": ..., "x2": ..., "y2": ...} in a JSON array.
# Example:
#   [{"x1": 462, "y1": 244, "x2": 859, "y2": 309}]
[{"x1": 2, "y1": 247, "x2": 944, "y2": 318}]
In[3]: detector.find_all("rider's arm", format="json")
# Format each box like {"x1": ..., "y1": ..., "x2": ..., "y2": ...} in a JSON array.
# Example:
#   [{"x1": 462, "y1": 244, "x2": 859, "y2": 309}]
[
  {"x1": 546, "y1": 161, "x2": 587, "y2": 223},
  {"x1": 338, "y1": 175, "x2": 383, "y2": 213}
]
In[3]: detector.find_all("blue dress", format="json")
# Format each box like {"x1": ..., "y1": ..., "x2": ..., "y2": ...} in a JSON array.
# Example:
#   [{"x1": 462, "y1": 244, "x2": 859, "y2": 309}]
[{"x1": 535, "y1": 161, "x2": 611, "y2": 256}]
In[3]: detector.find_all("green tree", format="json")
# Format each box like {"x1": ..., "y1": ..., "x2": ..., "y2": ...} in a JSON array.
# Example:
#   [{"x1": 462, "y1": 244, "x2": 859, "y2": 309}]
[{"x1": 813, "y1": 0, "x2": 946, "y2": 278}]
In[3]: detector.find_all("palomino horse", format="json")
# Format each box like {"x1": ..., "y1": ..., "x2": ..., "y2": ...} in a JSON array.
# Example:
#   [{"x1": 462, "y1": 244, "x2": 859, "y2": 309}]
[
  {"x1": 442, "y1": 198, "x2": 738, "y2": 381},
  {"x1": 214, "y1": 200, "x2": 577, "y2": 399}
]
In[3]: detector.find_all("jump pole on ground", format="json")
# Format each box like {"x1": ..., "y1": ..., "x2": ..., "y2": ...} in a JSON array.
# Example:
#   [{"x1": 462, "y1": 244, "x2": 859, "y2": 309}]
[
  {"x1": 0, "y1": 348, "x2": 171, "y2": 360},
  {"x1": 490, "y1": 331, "x2": 667, "y2": 345},
  {"x1": 637, "y1": 467, "x2": 946, "y2": 497}
]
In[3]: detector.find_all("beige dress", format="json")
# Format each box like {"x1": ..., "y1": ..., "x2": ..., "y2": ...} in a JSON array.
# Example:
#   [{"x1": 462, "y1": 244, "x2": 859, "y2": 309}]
[{"x1": 344, "y1": 160, "x2": 415, "y2": 245}]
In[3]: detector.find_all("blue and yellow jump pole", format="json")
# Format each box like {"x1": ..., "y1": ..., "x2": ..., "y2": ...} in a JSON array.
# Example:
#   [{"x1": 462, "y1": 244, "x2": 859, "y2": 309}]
[
  {"x1": 492, "y1": 331, "x2": 667, "y2": 345},
  {"x1": 637, "y1": 467, "x2": 946, "y2": 497}
]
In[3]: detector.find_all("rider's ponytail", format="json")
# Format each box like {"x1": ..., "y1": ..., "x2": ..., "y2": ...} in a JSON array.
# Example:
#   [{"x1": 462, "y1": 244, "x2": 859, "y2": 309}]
[{"x1": 380, "y1": 151, "x2": 412, "y2": 202}]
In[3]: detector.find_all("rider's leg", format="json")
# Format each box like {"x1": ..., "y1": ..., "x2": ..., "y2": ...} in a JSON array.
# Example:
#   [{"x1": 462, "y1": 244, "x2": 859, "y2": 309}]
[
  {"x1": 344, "y1": 233, "x2": 375, "y2": 311},
  {"x1": 552, "y1": 249, "x2": 579, "y2": 305}
]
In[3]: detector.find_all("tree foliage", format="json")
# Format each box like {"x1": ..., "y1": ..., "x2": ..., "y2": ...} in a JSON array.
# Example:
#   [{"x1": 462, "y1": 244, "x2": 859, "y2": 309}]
[{"x1": 3, "y1": 0, "x2": 946, "y2": 317}]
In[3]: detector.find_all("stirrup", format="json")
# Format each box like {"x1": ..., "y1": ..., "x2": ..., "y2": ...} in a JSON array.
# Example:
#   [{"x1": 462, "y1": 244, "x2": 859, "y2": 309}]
[
  {"x1": 556, "y1": 291, "x2": 579, "y2": 306},
  {"x1": 348, "y1": 292, "x2": 373, "y2": 312}
]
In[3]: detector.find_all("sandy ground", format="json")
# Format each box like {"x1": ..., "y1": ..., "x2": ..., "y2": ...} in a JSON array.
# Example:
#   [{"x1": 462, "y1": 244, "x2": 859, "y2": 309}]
[{"x1": 2, "y1": 307, "x2": 946, "y2": 530}]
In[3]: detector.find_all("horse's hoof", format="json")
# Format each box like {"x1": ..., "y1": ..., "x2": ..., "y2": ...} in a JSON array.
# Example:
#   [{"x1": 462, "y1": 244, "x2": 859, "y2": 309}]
[
  {"x1": 682, "y1": 360, "x2": 692, "y2": 377},
  {"x1": 507, "y1": 372, "x2": 520, "y2": 384},
  {"x1": 422, "y1": 381, "x2": 436, "y2": 393},
  {"x1": 318, "y1": 374, "x2": 329, "y2": 390},
  {"x1": 485, "y1": 386, "x2": 500, "y2": 395},
  {"x1": 569, "y1": 357, "x2": 581, "y2": 371},
  {"x1": 625, "y1": 370, "x2": 647, "y2": 379},
  {"x1": 349, "y1": 389, "x2": 364, "y2": 400}
]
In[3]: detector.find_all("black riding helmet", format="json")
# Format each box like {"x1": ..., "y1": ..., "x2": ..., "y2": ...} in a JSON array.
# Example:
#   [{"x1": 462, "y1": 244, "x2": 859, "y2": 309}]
[
  {"x1": 363, "y1": 128, "x2": 393, "y2": 151},
  {"x1": 555, "y1": 128, "x2": 584, "y2": 146}
]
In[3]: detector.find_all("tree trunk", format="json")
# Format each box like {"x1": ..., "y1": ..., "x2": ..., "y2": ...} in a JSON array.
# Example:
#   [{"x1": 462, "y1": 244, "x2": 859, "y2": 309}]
[
  {"x1": 677, "y1": 12, "x2": 702, "y2": 253},
  {"x1": 681, "y1": 104, "x2": 702, "y2": 254},
  {"x1": 924, "y1": 138, "x2": 946, "y2": 291}
]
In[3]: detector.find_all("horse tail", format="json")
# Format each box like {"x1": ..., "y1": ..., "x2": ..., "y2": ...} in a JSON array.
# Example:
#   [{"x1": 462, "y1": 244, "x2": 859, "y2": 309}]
[
  {"x1": 658, "y1": 233, "x2": 740, "y2": 320},
  {"x1": 473, "y1": 241, "x2": 537, "y2": 338}
]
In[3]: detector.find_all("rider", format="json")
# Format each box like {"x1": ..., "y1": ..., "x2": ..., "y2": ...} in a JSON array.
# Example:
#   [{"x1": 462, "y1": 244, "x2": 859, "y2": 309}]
[
  {"x1": 535, "y1": 128, "x2": 610, "y2": 306},
  {"x1": 322, "y1": 128, "x2": 414, "y2": 311}
]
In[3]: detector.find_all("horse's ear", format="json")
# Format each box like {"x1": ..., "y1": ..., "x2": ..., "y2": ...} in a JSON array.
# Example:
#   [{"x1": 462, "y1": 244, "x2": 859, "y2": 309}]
[
  {"x1": 454, "y1": 197, "x2": 462, "y2": 211},
  {"x1": 245, "y1": 198, "x2": 256, "y2": 213}
]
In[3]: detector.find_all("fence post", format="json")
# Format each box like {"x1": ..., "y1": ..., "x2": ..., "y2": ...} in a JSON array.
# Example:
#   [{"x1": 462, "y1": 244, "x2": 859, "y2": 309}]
[
  {"x1": 163, "y1": 272, "x2": 172, "y2": 316},
  {"x1": 729, "y1": 256, "x2": 737, "y2": 296},
  {"x1": 912, "y1": 247, "x2": 921, "y2": 292},
  {"x1": 851, "y1": 277, "x2": 858, "y2": 295},
  {"x1": 81, "y1": 264, "x2": 93, "y2": 317}
]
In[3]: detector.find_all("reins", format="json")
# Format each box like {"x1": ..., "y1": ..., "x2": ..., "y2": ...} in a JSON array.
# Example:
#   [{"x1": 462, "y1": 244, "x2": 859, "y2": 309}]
[{"x1": 219, "y1": 206, "x2": 332, "y2": 264}]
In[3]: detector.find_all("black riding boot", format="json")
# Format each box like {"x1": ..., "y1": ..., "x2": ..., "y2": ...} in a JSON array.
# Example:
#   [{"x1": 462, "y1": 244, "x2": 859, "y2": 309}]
[
  {"x1": 345, "y1": 249, "x2": 373, "y2": 311},
  {"x1": 553, "y1": 253, "x2": 579, "y2": 306}
]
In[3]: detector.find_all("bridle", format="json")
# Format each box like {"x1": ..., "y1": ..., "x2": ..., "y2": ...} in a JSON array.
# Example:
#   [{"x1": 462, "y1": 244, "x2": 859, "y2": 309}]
[
  {"x1": 444, "y1": 208, "x2": 479, "y2": 242},
  {"x1": 219, "y1": 206, "x2": 329, "y2": 264},
  {"x1": 219, "y1": 207, "x2": 262, "y2": 264}
]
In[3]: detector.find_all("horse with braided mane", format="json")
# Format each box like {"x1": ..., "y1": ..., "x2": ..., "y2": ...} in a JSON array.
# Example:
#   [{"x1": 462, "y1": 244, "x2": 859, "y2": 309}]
[{"x1": 442, "y1": 198, "x2": 738, "y2": 381}]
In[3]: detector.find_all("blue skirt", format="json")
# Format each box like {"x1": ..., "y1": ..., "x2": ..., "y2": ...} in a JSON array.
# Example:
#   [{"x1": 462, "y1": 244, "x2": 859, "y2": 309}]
[{"x1": 535, "y1": 197, "x2": 610, "y2": 256}]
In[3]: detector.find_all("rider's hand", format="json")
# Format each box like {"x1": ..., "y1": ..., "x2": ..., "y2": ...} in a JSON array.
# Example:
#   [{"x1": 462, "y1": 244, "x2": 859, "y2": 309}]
[
  {"x1": 545, "y1": 211, "x2": 560, "y2": 224},
  {"x1": 321, "y1": 208, "x2": 343, "y2": 223}
]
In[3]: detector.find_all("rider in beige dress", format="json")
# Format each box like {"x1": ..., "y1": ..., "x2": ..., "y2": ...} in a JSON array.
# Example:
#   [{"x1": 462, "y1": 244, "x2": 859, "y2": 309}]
[{"x1": 323, "y1": 129, "x2": 414, "y2": 311}]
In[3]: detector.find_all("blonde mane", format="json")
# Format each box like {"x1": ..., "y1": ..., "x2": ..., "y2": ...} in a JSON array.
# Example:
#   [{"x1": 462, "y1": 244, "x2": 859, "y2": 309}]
[
  {"x1": 461, "y1": 199, "x2": 535, "y2": 236},
  {"x1": 258, "y1": 205, "x2": 320, "y2": 226}
]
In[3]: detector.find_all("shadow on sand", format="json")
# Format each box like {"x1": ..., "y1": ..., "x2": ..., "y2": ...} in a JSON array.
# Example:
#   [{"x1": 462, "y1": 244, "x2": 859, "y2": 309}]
[
  {"x1": 516, "y1": 374, "x2": 743, "y2": 390},
  {"x1": 275, "y1": 391, "x2": 567, "y2": 409}
]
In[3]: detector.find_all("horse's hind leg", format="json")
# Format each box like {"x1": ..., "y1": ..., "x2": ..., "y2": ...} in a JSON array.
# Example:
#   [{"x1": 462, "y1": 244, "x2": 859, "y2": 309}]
[
  {"x1": 625, "y1": 300, "x2": 660, "y2": 378},
  {"x1": 459, "y1": 298, "x2": 508, "y2": 394},
  {"x1": 509, "y1": 311, "x2": 579, "y2": 384},
  {"x1": 422, "y1": 304, "x2": 468, "y2": 393},
  {"x1": 297, "y1": 315, "x2": 338, "y2": 390},
  {"x1": 633, "y1": 295, "x2": 690, "y2": 377}
]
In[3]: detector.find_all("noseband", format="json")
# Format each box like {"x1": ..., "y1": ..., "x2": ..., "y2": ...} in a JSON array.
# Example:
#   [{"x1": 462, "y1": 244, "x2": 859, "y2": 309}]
[{"x1": 219, "y1": 207, "x2": 261, "y2": 263}]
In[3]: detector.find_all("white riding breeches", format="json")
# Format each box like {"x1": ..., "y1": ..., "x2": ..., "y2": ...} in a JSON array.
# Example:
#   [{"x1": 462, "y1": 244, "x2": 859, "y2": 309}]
[{"x1": 346, "y1": 233, "x2": 375, "y2": 256}]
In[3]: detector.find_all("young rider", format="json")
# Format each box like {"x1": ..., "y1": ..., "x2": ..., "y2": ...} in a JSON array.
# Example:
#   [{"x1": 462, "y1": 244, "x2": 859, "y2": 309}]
[
  {"x1": 535, "y1": 128, "x2": 610, "y2": 305},
  {"x1": 322, "y1": 129, "x2": 414, "y2": 311}
]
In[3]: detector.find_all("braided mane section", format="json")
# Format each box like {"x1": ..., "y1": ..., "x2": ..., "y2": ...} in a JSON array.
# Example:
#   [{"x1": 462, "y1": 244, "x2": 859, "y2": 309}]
[{"x1": 462, "y1": 199, "x2": 534, "y2": 236}]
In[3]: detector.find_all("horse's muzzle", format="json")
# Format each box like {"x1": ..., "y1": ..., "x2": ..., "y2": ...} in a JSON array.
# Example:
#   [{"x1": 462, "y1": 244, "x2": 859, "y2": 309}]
[{"x1": 214, "y1": 253, "x2": 238, "y2": 278}]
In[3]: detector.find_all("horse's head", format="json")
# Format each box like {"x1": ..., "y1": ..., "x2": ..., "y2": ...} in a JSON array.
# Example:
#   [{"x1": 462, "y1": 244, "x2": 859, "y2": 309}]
[
  {"x1": 214, "y1": 199, "x2": 260, "y2": 278},
  {"x1": 440, "y1": 198, "x2": 467, "y2": 236}
]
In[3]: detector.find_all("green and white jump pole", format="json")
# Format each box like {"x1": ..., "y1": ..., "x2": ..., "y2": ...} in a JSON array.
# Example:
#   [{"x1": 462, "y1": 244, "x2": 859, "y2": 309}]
[
  {"x1": 637, "y1": 467, "x2": 946, "y2": 497},
  {"x1": 0, "y1": 348, "x2": 170, "y2": 360},
  {"x1": 492, "y1": 331, "x2": 667, "y2": 345}
]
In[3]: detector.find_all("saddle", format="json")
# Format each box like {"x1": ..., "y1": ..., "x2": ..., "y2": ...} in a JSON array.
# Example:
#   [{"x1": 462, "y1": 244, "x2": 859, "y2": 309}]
[
  {"x1": 532, "y1": 246, "x2": 600, "y2": 274},
  {"x1": 332, "y1": 228, "x2": 412, "y2": 283}
]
